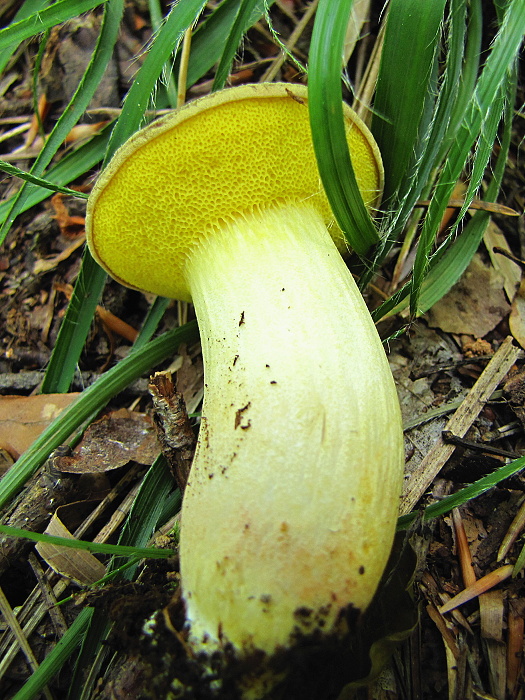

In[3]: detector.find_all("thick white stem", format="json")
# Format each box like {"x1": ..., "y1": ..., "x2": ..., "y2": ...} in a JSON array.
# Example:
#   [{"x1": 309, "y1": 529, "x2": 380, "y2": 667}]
[{"x1": 180, "y1": 204, "x2": 403, "y2": 657}]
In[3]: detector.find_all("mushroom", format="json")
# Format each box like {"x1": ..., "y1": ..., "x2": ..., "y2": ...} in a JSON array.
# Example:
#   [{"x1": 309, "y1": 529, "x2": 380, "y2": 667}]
[{"x1": 86, "y1": 83, "x2": 404, "y2": 688}]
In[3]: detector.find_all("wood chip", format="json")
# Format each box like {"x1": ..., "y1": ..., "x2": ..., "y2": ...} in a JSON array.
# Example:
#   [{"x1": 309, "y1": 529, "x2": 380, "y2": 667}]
[
  {"x1": 439, "y1": 565, "x2": 514, "y2": 615},
  {"x1": 401, "y1": 336, "x2": 520, "y2": 514}
]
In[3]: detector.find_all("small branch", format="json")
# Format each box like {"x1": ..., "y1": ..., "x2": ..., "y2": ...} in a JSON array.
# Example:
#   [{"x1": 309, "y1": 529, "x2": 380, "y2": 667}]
[{"x1": 149, "y1": 371, "x2": 196, "y2": 492}]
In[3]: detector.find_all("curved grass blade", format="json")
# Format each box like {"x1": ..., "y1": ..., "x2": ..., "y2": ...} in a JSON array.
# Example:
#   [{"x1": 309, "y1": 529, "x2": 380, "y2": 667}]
[
  {"x1": 212, "y1": 0, "x2": 262, "y2": 91},
  {"x1": 41, "y1": 0, "x2": 207, "y2": 394},
  {"x1": 0, "y1": 0, "x2": 51, "y2": 74},
  {"x1": 371, "y1": 65, "x2": 515, "y2": 322},
  {"x1": 117, "y1": 455, "x2": 181, "y2": 581},
  {"x1": 371, "y1": 0, "x2": 447, "y2": 206},
  {"x1": 0, "y1": 321, "x2": 199, "y2": 511},
  {"x1": 0, "y1": 0, "x2": 108, "y2": 52},
  {"x1": 131, "y1": 296, "x2": 171, "y2": 351},
  {"x1": 0, "y1": 160, "x2": 88, "y2": 198},
  {"x1": 412, "y1": 73, "x2": 514, "y2": 315},
  {"x1": 65, "y1": 454, "x2": 183, "y2": 700},
  {"x1": 434, "y1": 0, "x2": 482, "y2": 166},
  {"x1": 0, "y1": 126, "x2": 112, "y2": 225},
  {"x1": 409, "y1": 0, "x2": 524, "y2": 316},
  {"x1": 379, "y1": 0, "x2": 471, "y2": 246},
  {"x1": 308, "y1": 0, "x2": 378, "y2": 256},
  {"x1": 106, "y1": 0, "x2": 207, "y2": 156},
  {"x1": 0, "y1": 0, "x2": 124, "y2": 246},
  {"x1": 27, "y1": 0, "x2": 124, "y2": 393}
]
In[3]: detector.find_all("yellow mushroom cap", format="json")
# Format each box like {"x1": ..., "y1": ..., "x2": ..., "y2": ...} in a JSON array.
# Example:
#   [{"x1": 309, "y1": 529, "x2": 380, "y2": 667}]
[{"x1": 85, "y1": 83, "x2": 383, "y2": 302}]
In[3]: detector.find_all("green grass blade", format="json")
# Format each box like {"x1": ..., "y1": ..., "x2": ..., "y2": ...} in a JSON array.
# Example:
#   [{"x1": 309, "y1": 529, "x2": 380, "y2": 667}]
[
  {"x1": 39, "y1": 252, "x2": 108, "y2": 393},
  {"x1": 308, "y1": 0, "x2": 379, "y2": 256},
  {"x1": 0, "y1": 0, "x2": 51, "y2": 73},
  {"x1": 131, "y1": 296, "x2": 171, "y2": 351},
  {"x1": 409, "y1": 0, "x2": 524, "y2": 316},
  {"x1": 0, "y1": 0, "x2": 108, "y2": 51},
  {"x1": 117, "y1": 455, "x2": 181, "y2": 580},
  {"x1": 372, "y1": 64, "x2": 515, "y2": 322},
  {"x1": 177, "y1": 0, "x2": 270, "y2": 89},
  {"x1": 371, "y1": 0, "x2": 447, "y2": 205},
  {"x1": 435, "y1": 0, "x2": 482, "y2": 166},
  {"x1": 68, "y1": 608, "x2": 110, "y2": 700},
  {"x1": 212, "y1": 0, "x2": 262, "y2": 91},
  {"x1": 40, "y1": 0, "x2": 206, "y2": 393},
  {"x1": 0, "y1": 126, "x2": 111, "y2": 225},
  {"x1": 0, "y1": 321, "x2": 199, "y2": 511},
  {"x1": 0, "y1": 160, "x2": 89, "y2": 198},
  {"x1": 415, "y1": 77, "x2": 514, "y2": 315},
  {"x1": 387, "y1": 0, "x2": 469, "y2": 238},
  {"x1": 450, "y1": 90, "x2": 505, "y2": 228},
  {"x1": 0, "y1": 0, "x2": 124, "y2": 246},
  {"x1": 11, "y1": 608, "x2": 94, "y2": 700},
  {"x1": 397, "y1": 453, "x2": 525, "y2": 531},
  {"x1": 23, "y1": 0, "x2": 125, "y2": 392},
  {"x1": 64, "y1": 456, "x2": 182, "y2": 700},
  {"x1": 106, "y1": 0, "x2": 208, "y2": 157},
  {"x1": 0, "y1": 525, "x2": 174, "y2": 558}
]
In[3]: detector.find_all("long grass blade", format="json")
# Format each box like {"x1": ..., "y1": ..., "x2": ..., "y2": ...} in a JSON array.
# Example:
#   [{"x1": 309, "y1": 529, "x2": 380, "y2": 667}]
[
  {"x1": 0, "y1": 126, "x2": 111, "y2": 225},
  {"x1": 409, "y1": 0, "x2": 524, "y2": 315},
  {"x1": 106, "y1": 0, "x2": 207, "y2": 157},
  {"x1": 308, "y1": 0, "x2": 378, "y2": 256},
  {"x1": 372, "y1": 64, "x2": 516, "y2": 321},
  {"x1": 0, "y1": 0, "x2": 124, "y2": 245},
  {"x1": 0, "y1": 525, "x2": 174, "y2": 559},
  {"x1": 131, "y1": 296, "x2": 171, "y2": 351},
  {"x1": 177, "y1": 0, "x2": 270, "y2": 89},
  {"x1": 371, "y1": 0, "x2": 447, "y2": 205},
  {"x1": 39, "y1": 252, "x2": 109, "y2": 393},
  {"x1": 385, "y1": 0, "x2": 470, "y2": 243},
  {"x1": 11, "y1": 608, "x2": 94, "y2": 700},
  {"x1": 0, "y1": 160, "x2": 89, "y2": 198},
  {"x1": 117, "y1": 455, "x2": 180, "y2": 581},
  {"x1": 0, "y1": 0, "x2": 51, "y2": 73},
  {"x1": 28, "y1": 1, "x2": 124, "y2": 392},
  {"x1": 397, "y1": 452, "x2": 525, "y2": 531},
  {"x1": 212, "y1": 0, "x2": 262, "y2": 90},
  {"x1": 0, "y1": 321, "x2": 199, "y2": 511},
  {"x1": 0, "y1": 0, "x2": 108, "y2": 51}
]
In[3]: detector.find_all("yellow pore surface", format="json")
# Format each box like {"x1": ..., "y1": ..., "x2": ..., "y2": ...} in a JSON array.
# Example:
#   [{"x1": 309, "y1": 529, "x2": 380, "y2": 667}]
[{"x1": 87, "y1": 84, "x2": 382, "y2": 301}]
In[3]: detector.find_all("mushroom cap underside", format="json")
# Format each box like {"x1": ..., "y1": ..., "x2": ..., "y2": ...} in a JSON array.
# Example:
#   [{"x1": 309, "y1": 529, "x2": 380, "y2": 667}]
[{"x1": 86, "y1": 83, "x2": 383, "y2": 301}]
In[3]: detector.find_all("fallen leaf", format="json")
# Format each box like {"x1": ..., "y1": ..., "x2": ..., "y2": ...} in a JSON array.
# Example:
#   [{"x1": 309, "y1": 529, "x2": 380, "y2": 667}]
[
  {"x1": 53, "y1": 408, "x2": 159, "y2": 473},
  {"x1": 427, "y1": 253, "x2": 511, "y2": 337},
  {"x1": 36, "y1": 511, "x2": 106, "y2": 585},
  {"x1": 485, "y1": 221, "x2": 521, "y2": 302},
  {"x1": 0, "y1": 393, "x2": 79, "y2": 459},
  {"x1": 509, "y1": 279, "x2": 525, "y2": 350}
]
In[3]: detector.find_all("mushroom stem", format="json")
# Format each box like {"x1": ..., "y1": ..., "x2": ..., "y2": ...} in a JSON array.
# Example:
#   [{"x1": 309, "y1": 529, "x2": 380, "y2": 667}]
[{"x1": 180, "y1": 202, "x2": 404, "y2": 657}]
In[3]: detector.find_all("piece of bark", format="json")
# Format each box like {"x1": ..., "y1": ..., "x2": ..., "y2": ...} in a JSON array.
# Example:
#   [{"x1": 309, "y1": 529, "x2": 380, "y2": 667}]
[
  {"x1": 401, "y1": 336, "x2": 521, "y2": 514},
  {"x1": 149, "y1": 372, "x2": 196, "y2": 492},
  {"x1": 0, "y1": 446, "x2": 76, "y2": 577}
]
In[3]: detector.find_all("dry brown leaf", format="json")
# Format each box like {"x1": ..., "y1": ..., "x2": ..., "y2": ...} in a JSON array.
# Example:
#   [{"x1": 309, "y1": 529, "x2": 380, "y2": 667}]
[
  {"x1": 0, "y1": 393, "x2": 79, "y2": 459},
  {"x1": 427, "y1": 253, "x2": 511, "y2": 337},
  {"x1": 509, "y1": 278, "x2": 525, "y2": 350},
  {"x1": 36, "y1": 511, "x2": 106, "y2": 585},
  {"x1": 485, "y1": 221, "x2": 522, "y2": 302},
  {"x1": 53, "y1": 408, "x2": 159, "y2": 473}
]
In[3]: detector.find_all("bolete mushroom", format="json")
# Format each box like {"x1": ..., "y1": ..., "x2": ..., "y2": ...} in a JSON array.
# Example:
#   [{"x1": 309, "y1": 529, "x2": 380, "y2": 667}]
[{"x1": 86, "y1": 83, "x2": 404, "y2": 687}]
